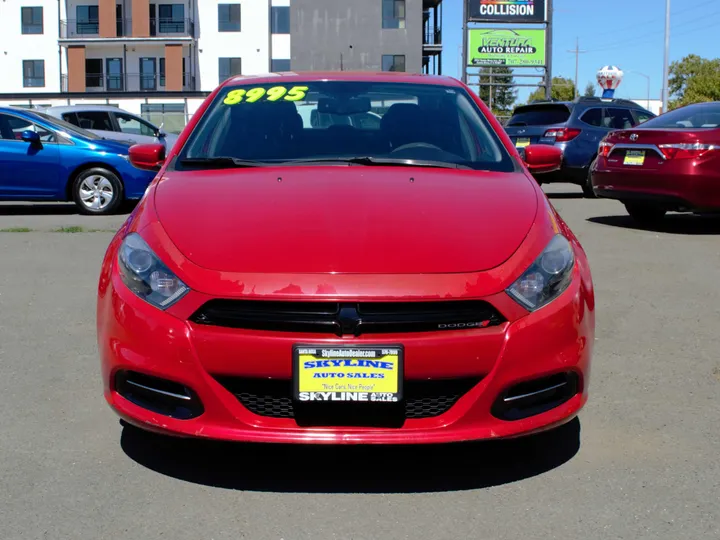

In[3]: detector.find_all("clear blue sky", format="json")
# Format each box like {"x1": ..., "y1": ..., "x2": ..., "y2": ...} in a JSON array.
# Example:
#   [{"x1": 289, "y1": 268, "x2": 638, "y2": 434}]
[{"x1": 442, "y1": 0, "x2": 720, "y2": 103}]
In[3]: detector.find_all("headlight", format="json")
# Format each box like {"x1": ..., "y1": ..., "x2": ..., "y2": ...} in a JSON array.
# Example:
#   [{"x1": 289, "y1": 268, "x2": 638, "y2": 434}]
[
  {"x1": 117, "y1": 233, "x2": 189, "y2": 309},
  {"x1": 506, "y1": 234, "x2": 575, "y2": 311}
]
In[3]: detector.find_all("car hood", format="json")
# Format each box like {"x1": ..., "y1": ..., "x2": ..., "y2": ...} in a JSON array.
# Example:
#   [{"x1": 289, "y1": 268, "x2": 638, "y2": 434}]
[{"x1": 153, "y1": 167, "x2": 539, "y2": 274}]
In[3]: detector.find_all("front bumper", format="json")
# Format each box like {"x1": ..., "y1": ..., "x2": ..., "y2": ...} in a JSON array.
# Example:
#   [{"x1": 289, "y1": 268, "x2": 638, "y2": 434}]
[{"x1": 98, "y1": 262, "x2": 593, "y2": 445}]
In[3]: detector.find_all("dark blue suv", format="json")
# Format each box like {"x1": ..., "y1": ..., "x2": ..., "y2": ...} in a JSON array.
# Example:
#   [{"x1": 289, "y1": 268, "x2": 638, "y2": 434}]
[{"x1": 504, "y1": 97, "x2": 655, "y2": 197}]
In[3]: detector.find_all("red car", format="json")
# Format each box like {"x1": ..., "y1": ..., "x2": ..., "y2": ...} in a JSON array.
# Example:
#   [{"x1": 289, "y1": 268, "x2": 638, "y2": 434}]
[
  {"x1": 97, "y1": 72, "x2": 595, "y2": 445},
  {"x1": 592, "y1": 102, "x2": 720, "y2": 224}
]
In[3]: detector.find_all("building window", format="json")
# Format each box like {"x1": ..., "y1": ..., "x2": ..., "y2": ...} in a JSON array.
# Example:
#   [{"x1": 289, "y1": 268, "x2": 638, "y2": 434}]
[
  {"x1": 85, "y1": 58, "x2": 103, "y2": 88},
  {"x1": 219, "y1": 57, "x2": 242, "y2": 84},
  {"x1": 21, "y1": 7, "x2": 43, "y2": 35},
  {"x1": 271, "y1": 59, "x2": 291, "y2": 72},
  {"x1": 382, "y1": 0, "x2": 406, "y2": 29},
  {"x1": 271, "y1": 6, "x2": 290, "y2": 34},
  {"x1": 141, "y1": 103, "x2": 186, "y2": 135},
  {"x1": 158, "y1": 4, "x2": 185, "y2": 33},
  {"x1": 140, "y1": 58, "x2": 158, "y2": 90},
  {"x1": 218, "y1": 4, "x2": 241, "y2": 32},
  {"x1": 382, "y1": 55, "x2": 405, "y2": 72},
  {"x1": 22, "y1": 60, "x2": 45, "y2": 87},
  {"x1": 76, "y1": 5, "x2": 99, "y2": 34}
]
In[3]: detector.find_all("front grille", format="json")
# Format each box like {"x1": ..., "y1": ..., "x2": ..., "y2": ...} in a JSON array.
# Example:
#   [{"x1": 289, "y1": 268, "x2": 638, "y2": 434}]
[
  {"x1": 215, "y1": 376, "x2": 481, "y2": 422},
  {"x1": 190, "y1": 300, "x2": 505, "y2": 336}
]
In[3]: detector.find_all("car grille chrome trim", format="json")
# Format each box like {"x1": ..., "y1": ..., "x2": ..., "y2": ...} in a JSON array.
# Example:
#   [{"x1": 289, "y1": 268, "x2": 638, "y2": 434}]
[
  {"x1": 502, "y1": 381, "x2": 567, "y2": 403},
  {"x1": 189, "y1": 300, "x2": 506, "y2": 336},
  {"x1": 125, "y1": 379, "x2": 193, "y2": 401},
  {"x1": 608, "y1": 143, "x2": 665, "y2": 160}
]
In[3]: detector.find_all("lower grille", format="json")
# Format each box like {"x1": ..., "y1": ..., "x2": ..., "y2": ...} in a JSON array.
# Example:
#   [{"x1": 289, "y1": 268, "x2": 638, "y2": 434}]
[
  {"x1": 190, "y1": 300, "x2": 505, "y2": 336},
  {"x1": 215, "y1": 377, "x2": 481, "y2": 421},
  {"x1": 491, "y1": 371, "x2": 580, "y2": 421}
]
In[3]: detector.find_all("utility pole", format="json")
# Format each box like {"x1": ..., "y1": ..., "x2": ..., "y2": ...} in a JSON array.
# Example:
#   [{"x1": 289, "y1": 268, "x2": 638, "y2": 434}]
[
  {"x1": 662, "y1": 0, "x2": 671, "y2": 112},
  {"x1": 567, "y1": 37, "x2": 586, "y2": 99}
]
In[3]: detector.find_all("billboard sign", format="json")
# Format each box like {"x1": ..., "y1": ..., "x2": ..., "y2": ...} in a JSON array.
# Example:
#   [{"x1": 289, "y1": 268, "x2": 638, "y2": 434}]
[
  {"x1": 468, "y1": 0, "x2": 547, "y2": 23},
  {"x1": 468, "y1": 29, "x2": 546, "y2": 67}
]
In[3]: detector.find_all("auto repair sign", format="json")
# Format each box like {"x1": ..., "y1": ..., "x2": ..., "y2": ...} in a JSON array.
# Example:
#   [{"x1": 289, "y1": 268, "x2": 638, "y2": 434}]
[{"x1": 469, "y1": 0, "x2": 547, "y2": 23}]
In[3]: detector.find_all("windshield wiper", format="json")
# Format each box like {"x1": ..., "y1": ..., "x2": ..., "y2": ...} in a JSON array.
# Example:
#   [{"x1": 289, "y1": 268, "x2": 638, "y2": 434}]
[
  {"x1": 179, "y1": 157, "x2": 270, "y2": 169},
  {"x1": 282, "y1": 157, "x2": 473, "y2": 170}
]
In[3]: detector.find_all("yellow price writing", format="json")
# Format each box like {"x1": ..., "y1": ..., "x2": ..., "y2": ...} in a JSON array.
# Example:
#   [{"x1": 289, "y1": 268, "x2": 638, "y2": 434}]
[{"x1": 223, "y1": 85, "x2": 309, "y2": 105}]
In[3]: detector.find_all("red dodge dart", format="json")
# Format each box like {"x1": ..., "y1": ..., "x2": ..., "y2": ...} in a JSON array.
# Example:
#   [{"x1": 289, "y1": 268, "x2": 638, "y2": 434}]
[
  {"x1": 96, "y1": 72, "x2": 595, "y2": 445},
  {"x1": 592, "y1": 101, "x2": 720, "y2": 224}
]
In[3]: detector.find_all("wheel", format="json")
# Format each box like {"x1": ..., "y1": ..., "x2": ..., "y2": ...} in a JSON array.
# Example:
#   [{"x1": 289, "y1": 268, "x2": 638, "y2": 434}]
[
  {"x1": 71, "y1": 168, "x2": 124, "y2": 215},
  {"x1": 624, "y1": 202, "x2": 667, "y2": 225},
  {"x1": 582, "y1": 158, "x2": 598, "y2": 198}
]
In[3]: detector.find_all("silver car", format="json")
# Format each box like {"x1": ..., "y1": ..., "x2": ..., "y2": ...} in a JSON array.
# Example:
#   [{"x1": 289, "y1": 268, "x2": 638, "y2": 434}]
[{"x1": 41, "y1": 105, "x2": 179, "y2": 150}]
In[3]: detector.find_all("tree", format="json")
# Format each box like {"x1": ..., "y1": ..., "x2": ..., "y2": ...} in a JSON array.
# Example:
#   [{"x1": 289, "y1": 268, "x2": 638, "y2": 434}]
[
  {"x1": 475, "y1": 67, "x2": 517, "y2": 114},
  {"x1": 527, "y1": 76, "x2": 577, "y2": 103},
  {"x1": 668, "y1": 54, "x2": 720, "y2": 108},
  {"x1": 583, "y1": 82, "x2": 596, "y2": 97}
]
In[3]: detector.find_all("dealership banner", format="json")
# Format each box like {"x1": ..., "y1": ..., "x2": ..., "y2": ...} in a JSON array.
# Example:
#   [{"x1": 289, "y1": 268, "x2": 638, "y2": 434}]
[
  {"x1": 468, "y1": 0, "x2": 547, "y2": 23},
  {"x1": 468, "y1": 28, "x2": 547, "y2": 67}
]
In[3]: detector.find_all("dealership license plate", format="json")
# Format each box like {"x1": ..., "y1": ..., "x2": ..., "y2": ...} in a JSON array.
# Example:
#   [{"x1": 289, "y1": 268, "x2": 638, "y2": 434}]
[
  {"x1": 624, "y1": 150, "x2": 646, "y2": 166},
  {"x1": 293, "y1": 345, "x2": 403, "y2": 403},
  {"x1": 515, "y1": 138, "x2": 531, "y2": 148}
]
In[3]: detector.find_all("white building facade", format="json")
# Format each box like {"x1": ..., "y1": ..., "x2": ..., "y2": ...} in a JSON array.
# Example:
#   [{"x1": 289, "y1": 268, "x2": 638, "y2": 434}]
[{"x1": 0, "y1": 0, "x2": 293, "y2": 124}]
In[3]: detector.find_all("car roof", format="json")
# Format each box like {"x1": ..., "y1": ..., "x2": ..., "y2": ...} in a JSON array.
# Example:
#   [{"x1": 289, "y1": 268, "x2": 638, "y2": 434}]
[
  {"x1": 42, "y1": 104, "x2": 131, "y2": 114},
  {"x1": 221, "y1": 71, "x2": 464, "y2": 89}
]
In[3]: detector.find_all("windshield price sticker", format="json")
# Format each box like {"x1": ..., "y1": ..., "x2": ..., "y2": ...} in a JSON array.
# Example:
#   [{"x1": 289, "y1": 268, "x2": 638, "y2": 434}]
[
  {"x1": 294, "y1": 346, "x2": 402, "y2": 403},
  {"x1": 223, "y1": 86, "x2": 309, "y2": 105}
]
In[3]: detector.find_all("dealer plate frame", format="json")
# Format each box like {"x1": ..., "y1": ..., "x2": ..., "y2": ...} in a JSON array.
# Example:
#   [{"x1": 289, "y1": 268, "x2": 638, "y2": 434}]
[{"x1": 292, "y1": 344, "x2": 404, "y2": 404}]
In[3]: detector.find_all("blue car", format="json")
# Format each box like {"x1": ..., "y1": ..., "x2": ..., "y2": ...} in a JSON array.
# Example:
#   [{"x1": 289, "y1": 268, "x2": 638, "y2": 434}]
[
  {"x1": 504, "y1": 97, "x2": 655, "y2": 197},
  {"x1": 0, "y1": 107, "x2": 157, "y2": 215}
]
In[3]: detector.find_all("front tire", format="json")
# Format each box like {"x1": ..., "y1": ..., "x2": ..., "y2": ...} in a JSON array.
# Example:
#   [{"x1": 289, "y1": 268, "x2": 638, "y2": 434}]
[
  {"x1": 71, "y1": 168, "x2": 124, "y2": 215},
  {"x1": 624, "y1": 202, "x2": 666, "y2": 225}
]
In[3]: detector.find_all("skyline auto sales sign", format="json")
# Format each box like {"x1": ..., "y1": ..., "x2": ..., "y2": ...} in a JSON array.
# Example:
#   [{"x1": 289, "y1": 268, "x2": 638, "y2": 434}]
[{"x1": 469, "y1": 0, "x2": 547, "y2": 23}]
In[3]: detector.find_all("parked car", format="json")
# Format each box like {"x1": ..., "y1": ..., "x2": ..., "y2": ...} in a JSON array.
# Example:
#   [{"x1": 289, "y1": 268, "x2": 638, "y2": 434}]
[
  {"x1": 41, "y1": 105, "x2": 179, "y2": 151},
  {"x1": 591, "y1": 101, "x2": 720, "y2": 224},
  {"x1": 97, "y1": 72, "x2": 595, "y2": 446},
  {"x1": 505, "y1": 97, "x2": 655, "y2": 197},
  {"x1": 0, "y1": 106, "x2": 157, "y2": 214}
]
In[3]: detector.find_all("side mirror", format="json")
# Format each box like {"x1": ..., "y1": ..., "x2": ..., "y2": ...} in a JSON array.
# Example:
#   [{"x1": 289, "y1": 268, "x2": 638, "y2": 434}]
[
  {"x1": 128, "y1": 143, "x2": 166, "y2": 171},
  {"x1": 21, "y1": 130, "x2": 41, "y2": 144},
  {"x1": 521, "y1": 144, "x2": 563, "y2": 174}
]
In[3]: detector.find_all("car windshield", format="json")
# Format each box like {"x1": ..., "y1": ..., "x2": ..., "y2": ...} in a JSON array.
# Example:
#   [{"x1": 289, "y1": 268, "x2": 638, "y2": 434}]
[
  {"x1": 507, "y1": 105, "x2": 571, "y2": 126},
  {"x1": 640, "y1": 103, "x2": 720, "y2": 129},
  {"x1": 178, "y1": 81, "x2": 515, "y2": 172},
  {"x1": 32, "y1": 110, "x2": 104, "y2": 140}
]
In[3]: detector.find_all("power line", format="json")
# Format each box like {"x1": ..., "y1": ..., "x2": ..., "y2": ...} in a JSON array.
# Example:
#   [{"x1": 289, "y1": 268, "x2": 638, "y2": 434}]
[{"x1": 567, "y1": 37, "x2": 587, "y2": 98}]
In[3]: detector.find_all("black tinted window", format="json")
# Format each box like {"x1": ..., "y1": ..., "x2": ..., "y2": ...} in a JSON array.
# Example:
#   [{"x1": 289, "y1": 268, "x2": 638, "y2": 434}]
[
  {"x1": 580, "y1": 108, "x2": 603, "y2": 127},
  {"x1": 507, "y1": 105, "x2": 571, "y2": 126},
  {"x1": 605, "y1": 108, "x2": 635, "y2": 129},
  {"x1": 640, "y1": 103, "x2": 720, "y2": 129},
  {"x1": 74, "y1": 111, "x2": 113, "y2": 131}
]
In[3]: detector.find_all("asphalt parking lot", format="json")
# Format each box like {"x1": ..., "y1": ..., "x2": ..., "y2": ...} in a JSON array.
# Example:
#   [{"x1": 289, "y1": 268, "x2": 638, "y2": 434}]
[{"x1": 1, "y1": 185, "x2": 719, "y2": 540}]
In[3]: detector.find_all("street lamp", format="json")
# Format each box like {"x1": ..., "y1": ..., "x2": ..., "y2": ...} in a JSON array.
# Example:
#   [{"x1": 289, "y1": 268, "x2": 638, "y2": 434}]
[{"x1": 629, "y1": 71, "x2": 650, "y2": 110}]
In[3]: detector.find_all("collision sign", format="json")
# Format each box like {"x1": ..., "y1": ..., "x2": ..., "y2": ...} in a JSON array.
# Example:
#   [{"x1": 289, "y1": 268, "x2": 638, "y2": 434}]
[{"x1": 468, "y1": 0, "x2": 547, "y2": 23}]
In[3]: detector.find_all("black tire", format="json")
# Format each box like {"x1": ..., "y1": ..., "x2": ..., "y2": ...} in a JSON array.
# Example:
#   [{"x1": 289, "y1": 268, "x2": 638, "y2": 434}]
[
  {"x1": 71, "y1": 167, "x2": 124, "y2": 216},
  {"x1": 624, "y1": 202, "x2": 667, "y2": 225},
  {"x1": 582, "y1": 158, "x2": 598, "y2": 198}
]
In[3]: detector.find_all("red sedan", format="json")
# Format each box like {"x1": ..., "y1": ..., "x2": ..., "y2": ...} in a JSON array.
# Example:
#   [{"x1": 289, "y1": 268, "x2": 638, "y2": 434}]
[
  {"x1": 97, "y1": 72, "x2": 595, "y2": 445},
  {"x1": 592, "y1": 102, "x2": 720, "y2": 224}
]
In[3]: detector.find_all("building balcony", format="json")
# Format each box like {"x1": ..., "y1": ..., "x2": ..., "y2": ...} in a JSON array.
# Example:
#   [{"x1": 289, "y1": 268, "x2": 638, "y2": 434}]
[
  {"x1": 60, "y1": 18, "x2": 195, "y2": 40},
  {"x1": 61, "y1": 73, "x2": 196, "y2": 93},
  {"x1": 423, "y1": 29, "x2": 442, "y2": 53}
]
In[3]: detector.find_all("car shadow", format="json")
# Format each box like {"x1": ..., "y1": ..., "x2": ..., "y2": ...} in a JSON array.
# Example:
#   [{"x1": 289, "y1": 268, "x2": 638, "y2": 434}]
[
  {"x1": 120, "y1": 417, "x2": 581, "y2": 494},
  {"x1": 588, "y1": 214, "x2": 720, "y2": 235}
]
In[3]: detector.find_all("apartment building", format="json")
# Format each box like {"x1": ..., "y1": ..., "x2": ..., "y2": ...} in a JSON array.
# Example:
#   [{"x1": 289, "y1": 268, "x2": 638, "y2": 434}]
[{"x1": 0, "y1": 0, "x2": 441, "y2": 123}]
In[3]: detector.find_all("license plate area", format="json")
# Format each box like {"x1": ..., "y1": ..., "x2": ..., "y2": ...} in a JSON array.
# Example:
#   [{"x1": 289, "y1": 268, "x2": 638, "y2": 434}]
[
  {"x1": 515, "y1": 138, "x2": 531, "y2": 148},
  {"x1": 294, "y1": 345, "x2": 403, "y2": 403},
  {"x1": 624, "y1": 150, "x2": 645, "y2": 166}
]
